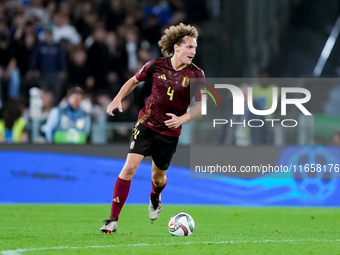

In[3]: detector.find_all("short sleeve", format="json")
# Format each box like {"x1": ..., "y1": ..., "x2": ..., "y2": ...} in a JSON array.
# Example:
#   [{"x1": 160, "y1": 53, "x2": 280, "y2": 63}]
[{"x1": 135, "y1": 60, "x2": 154, "y2": 82}]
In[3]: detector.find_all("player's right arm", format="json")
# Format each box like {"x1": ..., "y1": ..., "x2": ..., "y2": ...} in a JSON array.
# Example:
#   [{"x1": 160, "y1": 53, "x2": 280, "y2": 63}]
[
  {"x1": 107, "y1": 76, "x2": 140, "y2": 116},
  {"x1": 107, "y1": 60, "x2": 153, "y2": 116}
]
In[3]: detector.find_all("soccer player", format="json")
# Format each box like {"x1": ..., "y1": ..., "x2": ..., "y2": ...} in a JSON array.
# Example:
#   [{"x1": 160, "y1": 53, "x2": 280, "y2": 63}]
[{"x1": 100, "y1": 23, "x2": 205, "y2": 233}]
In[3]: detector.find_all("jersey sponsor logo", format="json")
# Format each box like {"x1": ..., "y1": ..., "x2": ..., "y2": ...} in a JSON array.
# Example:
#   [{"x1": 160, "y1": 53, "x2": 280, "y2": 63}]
[
  {"x1": 113, "y1": 196, "x2": 120, "y2": 203},
  {"x1": 158, "y1": 74, "x2": 167, "y2": 80},
  {"x1": 181, "y1": 77, "x2": 190, "y2": 87}
]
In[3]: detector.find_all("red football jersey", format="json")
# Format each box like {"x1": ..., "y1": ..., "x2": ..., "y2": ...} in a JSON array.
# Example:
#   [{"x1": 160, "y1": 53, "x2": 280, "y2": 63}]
[{"x1": 135, "y1": 57, "x2": 205, "y2": 137}]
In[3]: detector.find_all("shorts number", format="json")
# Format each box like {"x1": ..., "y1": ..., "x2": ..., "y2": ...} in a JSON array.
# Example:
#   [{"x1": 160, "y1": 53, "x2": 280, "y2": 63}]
[{"x1": 167, "y1": 87, "x2": 174, "y2": 100}]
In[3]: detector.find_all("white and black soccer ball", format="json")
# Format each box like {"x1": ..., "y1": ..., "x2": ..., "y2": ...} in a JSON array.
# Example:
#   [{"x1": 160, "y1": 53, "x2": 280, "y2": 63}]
[{"x1": 168, "y1": 212, "x2": 195, "y2": 236}]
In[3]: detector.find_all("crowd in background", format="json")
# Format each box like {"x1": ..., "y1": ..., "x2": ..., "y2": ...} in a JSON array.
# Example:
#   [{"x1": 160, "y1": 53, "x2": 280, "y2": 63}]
[{"x1": 0, "y1": 0, "x2": 210, "y2": 143}]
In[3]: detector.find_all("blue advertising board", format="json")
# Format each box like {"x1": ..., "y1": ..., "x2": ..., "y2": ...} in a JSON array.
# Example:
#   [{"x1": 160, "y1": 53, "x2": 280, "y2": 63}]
[{"x1": 1, "y1": 146, "x2": 339, "y2": 206}]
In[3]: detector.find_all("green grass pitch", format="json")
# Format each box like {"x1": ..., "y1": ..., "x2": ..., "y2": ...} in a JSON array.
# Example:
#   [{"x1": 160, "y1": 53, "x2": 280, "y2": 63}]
[{"x1": 1, "y1": 205, "x2": 340, "y2": 255}]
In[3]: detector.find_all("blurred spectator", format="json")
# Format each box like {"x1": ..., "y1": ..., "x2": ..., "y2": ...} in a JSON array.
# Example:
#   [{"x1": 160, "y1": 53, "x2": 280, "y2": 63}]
[
  {"x1": 40, "y1": 88, "x2": 54, "y2": 115},
  {"x1": 74, "y1": 0, "x2": 94, "y2": 21},
  {"x1": 13, "y1": 19, "x2": 36, "y2": 42},
  {"x1": 233, "y1": 85, "x2": 251, "y2": 146},
  {"x1": 59, "y1": 0, "x2": 74, "y2": 19},
  {"x1": 0, "y1": 99, "x2": 27, "y2": 143},
  {"x1": 124, "y1": 26, "x2": 140, "y2": 74},
  {"x1": 52, "y1": 12, "x2": 81, "y2": 45},
  {"x1": 0, "y1": 1, "x2": 6, "y2": 18},
  {"x1": 67, "y1": 46, "x2": 94, "y2": 92},
  {"x1": 23, "y1": 0, "x2": 50, "y2": 35},
  {"x1": 324, "y1": 84, "x2": 340, "y2": 115},
  {"x1": 0, "y1": 30, "x2": 20, "y2": 103},
  {"x1": 218, "y1": 84, "x2": 266, "y2": 146},
  {"x1": 251, "y1": 68, "x2": 279, "y2": 144},
  {"x1": 0, "y1": 18, "x2": 10, "y2": 37},
  {"x1": 76, "y1": 11, "x2": 99, "y2": 41},
  {"x1": 333, "y1": 131, "x2": 340, "y2": 146},
  {"x1": 123, "y1": 11, "x2": 142, "y2": 28},
  {"x1": 167, "y1": 0, "x2": 186, "y2": 25},
  {"x1": 44, "y1": 87, "x2": 91, "y2": 144},
  {"x1": 138, "y1": 48, "x2": 152, "y2": 63},
  {"x1": 45, "y1": 1, "x2": 58, "y2": 22},
  {"x1": 28, "y1": 29, "x2": 67, "y2": 105},
  {"x1": 140, "y1": 14, "x2": 162, "y2": 58},
  {"x1": 13, "y1": 31, "x2": 38, "y2": 99},
  {"x1": 105, "y1": 0, "x2": 126, "y2": 32},
  {"x1": 238, "y1": 85, "x2": 267, "y2": 146},
  {"x1": 87, "y1": 25, "x2": 110, "y2": 93},
  {"x1": 105, "y1": 31, "x2": 128, "y2": 97},
  {"x1": 9, "y1": 11, "x2": 25, "y2": 39}
]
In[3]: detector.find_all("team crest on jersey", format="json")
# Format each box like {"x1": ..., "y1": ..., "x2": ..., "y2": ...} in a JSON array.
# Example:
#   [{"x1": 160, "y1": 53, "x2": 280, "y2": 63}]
[{"x1": 181, "y1": 77, "x2": 190, "y2": 87}]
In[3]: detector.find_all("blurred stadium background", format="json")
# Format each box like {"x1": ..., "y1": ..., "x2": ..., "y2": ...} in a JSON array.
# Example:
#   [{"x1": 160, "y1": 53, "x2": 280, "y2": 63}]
[{"x1": 1, "y1": 0, "x2": 340, "y2": 208}]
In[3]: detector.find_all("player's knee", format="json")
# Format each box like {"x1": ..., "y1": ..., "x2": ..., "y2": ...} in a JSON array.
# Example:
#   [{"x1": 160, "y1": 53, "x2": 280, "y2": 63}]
[
  {"x1": 153, "y1": 180, "x2": 162, "y2": 187},
  {"x1": 121, "y1": 163, "x2": 138, "y2": 178},
  {"x1": 152, "y1": 174, "x2": 166, "y2": 187}
]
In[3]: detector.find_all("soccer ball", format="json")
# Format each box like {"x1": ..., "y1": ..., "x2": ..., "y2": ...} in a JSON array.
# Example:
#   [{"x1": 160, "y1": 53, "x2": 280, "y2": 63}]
[{"x1": 168, "y1": 212, "x2": 195, "y2": 236}]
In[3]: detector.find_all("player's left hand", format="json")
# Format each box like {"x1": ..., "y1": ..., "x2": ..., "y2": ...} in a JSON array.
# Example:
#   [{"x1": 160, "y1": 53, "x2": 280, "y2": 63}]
[{"x1": 164, "y1": 113, "x2": 182, "y2": 129}]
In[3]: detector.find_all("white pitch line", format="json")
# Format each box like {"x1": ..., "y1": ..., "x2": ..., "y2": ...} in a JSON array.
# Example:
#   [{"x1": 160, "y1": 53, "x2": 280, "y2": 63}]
[{"x1": 1, "y1": 239, "x2": 340, "y2": 255}]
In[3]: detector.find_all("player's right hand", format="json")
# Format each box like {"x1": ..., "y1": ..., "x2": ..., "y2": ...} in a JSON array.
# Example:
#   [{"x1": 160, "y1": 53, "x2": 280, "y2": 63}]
[{"x1": 107, "y1": 99, "x2": 123, "y2": 116}]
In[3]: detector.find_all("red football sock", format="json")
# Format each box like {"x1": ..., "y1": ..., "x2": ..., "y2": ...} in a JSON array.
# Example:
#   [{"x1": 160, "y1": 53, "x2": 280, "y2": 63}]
[
  {"x1": 109, "y1": 177, "x2": 131, "y2": 221},
  {"x1": 150, "y1": 179, "x2": 167, "y2": 200}
]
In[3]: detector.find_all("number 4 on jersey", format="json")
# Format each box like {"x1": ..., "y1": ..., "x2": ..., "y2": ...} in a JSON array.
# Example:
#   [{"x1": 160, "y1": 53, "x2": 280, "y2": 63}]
[{"x1": 167, "y1": 87, "x2": 174, "y2": 100}]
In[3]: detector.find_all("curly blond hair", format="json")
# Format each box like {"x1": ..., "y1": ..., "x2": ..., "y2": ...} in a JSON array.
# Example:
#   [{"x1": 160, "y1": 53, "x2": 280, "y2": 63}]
[{"x1": 158, "y1": 23, "x2": 198, "y2": 57}]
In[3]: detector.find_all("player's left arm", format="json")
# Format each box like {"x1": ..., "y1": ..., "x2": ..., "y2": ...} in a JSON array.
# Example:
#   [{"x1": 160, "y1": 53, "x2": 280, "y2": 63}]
[{"x1": 164, "y1": 101, "x2": 201, "y2": 129}]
